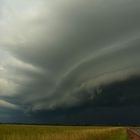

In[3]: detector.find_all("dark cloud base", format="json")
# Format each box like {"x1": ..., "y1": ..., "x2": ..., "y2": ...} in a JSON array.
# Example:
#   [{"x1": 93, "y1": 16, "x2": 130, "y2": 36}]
[
  {"x1": 29, "y1": 75, "x2": 140, "y2": 125},
  {"x1": 32, "y1": 107, "x2": 140, "y2": 125}
]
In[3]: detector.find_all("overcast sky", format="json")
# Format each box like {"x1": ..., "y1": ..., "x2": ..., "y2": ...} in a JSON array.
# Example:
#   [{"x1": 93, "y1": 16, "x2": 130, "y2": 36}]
[{"x1": 0, "y1": 0, "x2": 140, "y2": 124}]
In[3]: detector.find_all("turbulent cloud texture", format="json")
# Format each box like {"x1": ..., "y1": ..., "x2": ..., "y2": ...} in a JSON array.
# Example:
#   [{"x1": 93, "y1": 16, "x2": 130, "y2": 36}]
[{"x1": 0, "y1": 0, "x2": 140, "y2": 123}]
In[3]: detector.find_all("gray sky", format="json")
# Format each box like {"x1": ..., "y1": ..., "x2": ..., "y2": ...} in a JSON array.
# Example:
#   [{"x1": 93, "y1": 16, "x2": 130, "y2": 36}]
[{"x1": 0, "y1": 0, "x2": 140, "y2": 123}]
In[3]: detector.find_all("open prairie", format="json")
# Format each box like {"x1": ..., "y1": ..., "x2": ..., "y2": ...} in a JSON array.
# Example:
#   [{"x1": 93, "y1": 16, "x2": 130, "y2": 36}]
[{"x1": 0, "y1": 125, "x2": 128, "y2": 140}]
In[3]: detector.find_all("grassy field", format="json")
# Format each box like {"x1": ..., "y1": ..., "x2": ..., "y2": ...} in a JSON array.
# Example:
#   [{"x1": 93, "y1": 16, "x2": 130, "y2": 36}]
[{"x1": 0, "y1": 125, "x2": 128, "y2": 140}]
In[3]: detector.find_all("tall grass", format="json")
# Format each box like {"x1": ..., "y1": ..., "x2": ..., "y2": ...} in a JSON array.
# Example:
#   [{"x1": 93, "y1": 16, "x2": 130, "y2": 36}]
[{"x1": 0, "y1": 125, "x2": 128, "y2": 140}]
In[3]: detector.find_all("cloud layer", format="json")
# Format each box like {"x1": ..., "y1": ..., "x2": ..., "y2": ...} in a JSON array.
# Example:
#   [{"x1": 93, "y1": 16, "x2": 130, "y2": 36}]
[{"x1": 0, "y1": 0, "x2": 140, "y2": 123}]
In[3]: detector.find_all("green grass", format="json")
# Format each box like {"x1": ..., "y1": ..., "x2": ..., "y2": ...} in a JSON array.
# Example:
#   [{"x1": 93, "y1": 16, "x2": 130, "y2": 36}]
[{"x1": 0, "y1": 125, "x2": 128, "y2": 140}]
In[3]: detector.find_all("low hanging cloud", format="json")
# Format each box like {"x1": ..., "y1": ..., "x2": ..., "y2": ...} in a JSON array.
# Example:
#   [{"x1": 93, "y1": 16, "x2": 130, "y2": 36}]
[
  {"x1": 0, "y1": 99, "x2": 19, "y2": 110},
  {"x1": 0, "y1": 0, "x2": 140, "y2": 123}
]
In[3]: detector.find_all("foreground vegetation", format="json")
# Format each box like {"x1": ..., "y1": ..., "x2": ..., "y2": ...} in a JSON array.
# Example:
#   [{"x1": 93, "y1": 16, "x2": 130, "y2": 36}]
[{"x1": 0, "y1": 125, "x2": 128, "y2": 140}]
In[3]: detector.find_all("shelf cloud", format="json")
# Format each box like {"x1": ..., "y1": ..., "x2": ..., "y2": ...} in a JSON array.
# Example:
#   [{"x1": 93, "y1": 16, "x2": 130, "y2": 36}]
[{"x1": 0, "y1": 0, "x2": 140, "y2": 124}]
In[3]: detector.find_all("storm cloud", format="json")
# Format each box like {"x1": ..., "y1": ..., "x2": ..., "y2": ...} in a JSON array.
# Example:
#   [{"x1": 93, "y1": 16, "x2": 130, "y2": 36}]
[{"x1": 0, "y1": 0, "x2": 140, "y2": 124}]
